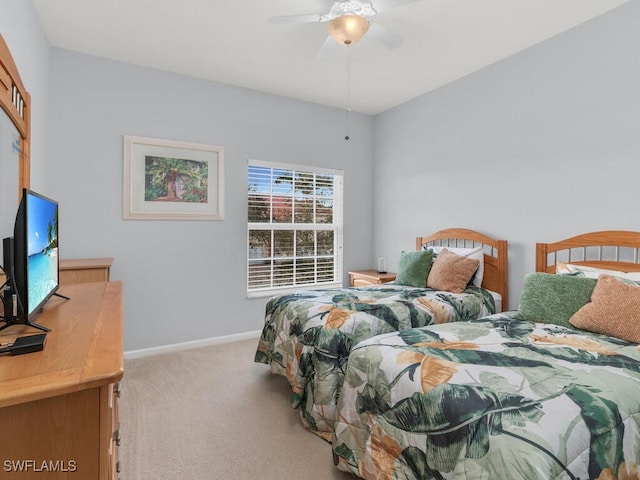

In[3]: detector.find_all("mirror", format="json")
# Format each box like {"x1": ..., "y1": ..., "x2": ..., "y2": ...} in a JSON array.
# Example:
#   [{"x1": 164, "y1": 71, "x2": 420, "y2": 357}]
[
  {"x1": 0, "y1": 33, "x2": 31, "y2": 236},
  {"x1": 0, "y1": 102, "x2": 20, "y2": 235}
]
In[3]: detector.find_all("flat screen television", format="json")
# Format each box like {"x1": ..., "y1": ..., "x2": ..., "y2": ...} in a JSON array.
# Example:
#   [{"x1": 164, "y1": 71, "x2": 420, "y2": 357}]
[{"x1": 1, "y1": 188, "x2": 63, "y2": 332}]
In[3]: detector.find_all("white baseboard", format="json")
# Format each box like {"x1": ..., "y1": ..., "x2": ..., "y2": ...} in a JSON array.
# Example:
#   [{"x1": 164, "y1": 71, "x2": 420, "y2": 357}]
[{"x1": 124, "y1": 330, "x2": 262, "y2": 360}]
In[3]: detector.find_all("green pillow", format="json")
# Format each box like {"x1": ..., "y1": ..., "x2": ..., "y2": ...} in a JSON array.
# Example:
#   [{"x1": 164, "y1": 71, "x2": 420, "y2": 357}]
[
  {"x1": 395, "y1": 250, "x2": 434, "y2": 288},
  {"x1": 516, "y1": 273, "x2": 597, "y2": 328}
]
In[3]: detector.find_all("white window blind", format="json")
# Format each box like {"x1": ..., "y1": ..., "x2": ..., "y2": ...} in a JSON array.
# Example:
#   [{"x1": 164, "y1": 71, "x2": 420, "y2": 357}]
[{"x1": 247, "y1": 159, "x2": 343, "y2": 297}]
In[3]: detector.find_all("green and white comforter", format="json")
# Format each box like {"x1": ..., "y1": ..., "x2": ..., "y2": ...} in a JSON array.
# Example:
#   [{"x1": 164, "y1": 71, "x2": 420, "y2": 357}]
[
  {"x1": 254, "y1": 285, "x2": 497, "y2": 440},
  {"x1": 332, "y1": 313, "x2": 640, "y2": 480}
]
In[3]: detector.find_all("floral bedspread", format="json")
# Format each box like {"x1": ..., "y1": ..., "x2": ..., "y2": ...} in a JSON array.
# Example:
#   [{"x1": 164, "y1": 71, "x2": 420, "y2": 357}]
[
  {"x1": 254, "y1": 284, "x2": 496, "y2": 440},
  {"x1": 332, "y1": 313, "x2": 640, "y2": 479}
]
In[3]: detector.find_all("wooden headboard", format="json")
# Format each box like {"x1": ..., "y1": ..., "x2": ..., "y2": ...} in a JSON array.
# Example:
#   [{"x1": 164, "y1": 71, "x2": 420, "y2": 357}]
[
  {"x1": 416, "y1": 228, "x2": 508, "y2": 308},
  {"x1": 536, "y1": 231, "x2": 640, "y2": 274}
]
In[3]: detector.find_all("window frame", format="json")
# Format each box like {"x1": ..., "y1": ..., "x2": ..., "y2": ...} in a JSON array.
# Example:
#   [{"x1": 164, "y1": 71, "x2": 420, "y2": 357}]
[{"x1": 247, "y1": 159, "x2": 344, "y2": 298}]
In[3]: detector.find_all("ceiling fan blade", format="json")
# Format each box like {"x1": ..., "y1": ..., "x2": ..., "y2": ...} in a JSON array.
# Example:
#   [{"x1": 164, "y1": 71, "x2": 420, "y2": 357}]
[
  {"x1": 368, "y1": 23, "x2": 404, "y2": 49},
  {"x1": 316, "y1": 36, "x2": 339, "y2": 61},
  {"x1": 374, "y1": 0, "x2": 423, "y2": 13},
  {"x1": 269, "y1": 14, "x2": 322, "y2": 24}
]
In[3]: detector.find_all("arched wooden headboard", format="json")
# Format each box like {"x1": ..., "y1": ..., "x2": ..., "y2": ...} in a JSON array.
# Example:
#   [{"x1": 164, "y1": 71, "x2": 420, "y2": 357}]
[
  {"x1": 536, "y1": 231, "x2": 640, "y2": 273},
  {"x1": 0, "y1": 33, "x2": 30, "y2": 197},
  {"x1": 416, "y1": 228, "x2": 509, "y2": 309}
]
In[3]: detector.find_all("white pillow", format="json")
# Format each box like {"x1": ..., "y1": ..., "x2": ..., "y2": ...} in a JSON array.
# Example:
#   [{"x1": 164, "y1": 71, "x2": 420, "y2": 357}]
[
  {"x1": 425, "y1": 245, "x2": 484, "y2": 287},
  {"x1": 556, "y1": 262, "x2": 640, "y2": 285}
]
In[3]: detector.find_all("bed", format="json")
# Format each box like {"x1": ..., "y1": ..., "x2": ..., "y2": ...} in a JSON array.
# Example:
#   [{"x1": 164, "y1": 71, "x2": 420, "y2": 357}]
[
  {"x1": 332, "y1": 230, "x2": 640, "y2": 479},
  {"x1": 255, "y1": 228, "x2": 508, "y2": 440}
]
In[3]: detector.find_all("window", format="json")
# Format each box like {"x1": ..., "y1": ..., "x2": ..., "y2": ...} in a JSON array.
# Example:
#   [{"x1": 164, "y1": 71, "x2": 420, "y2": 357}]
[{"x1": 247, "y1": 160, "x2": 343, "y2": 296}]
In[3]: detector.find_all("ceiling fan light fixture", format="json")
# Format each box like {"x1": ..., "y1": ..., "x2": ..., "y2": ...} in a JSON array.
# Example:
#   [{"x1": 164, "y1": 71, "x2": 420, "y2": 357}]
[{"x1": 327, "y1": 15, "x2": 370, "y2": 46}]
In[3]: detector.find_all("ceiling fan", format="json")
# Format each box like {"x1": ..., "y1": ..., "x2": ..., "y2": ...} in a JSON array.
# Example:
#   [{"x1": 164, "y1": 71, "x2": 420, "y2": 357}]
[{"x1": 269, "y1": 0, "x2": 422, "y2": 59}]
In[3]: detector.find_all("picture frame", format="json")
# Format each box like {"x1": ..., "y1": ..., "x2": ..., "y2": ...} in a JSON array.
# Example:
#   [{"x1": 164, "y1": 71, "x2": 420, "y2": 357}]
[{"x1": 123, "y1": 135, "x2": 224, "y2": 220}]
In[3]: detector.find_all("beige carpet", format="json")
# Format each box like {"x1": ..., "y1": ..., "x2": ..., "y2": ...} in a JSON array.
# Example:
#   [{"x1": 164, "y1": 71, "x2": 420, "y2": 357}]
[{"x1": 119, "y1": 338, "x2": 355, "y2": 480}]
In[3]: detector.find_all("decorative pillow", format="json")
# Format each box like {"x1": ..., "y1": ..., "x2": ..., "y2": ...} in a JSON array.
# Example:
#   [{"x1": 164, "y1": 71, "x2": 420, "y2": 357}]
[
  {"x1": 395, "y1": 250, "x2": 434, "y2": 288},
  {"x1": 516, "y1": 273, "x2": 597, "y2": 329},
  {"x1": 570, "y1": 274, "x2": 640, "y2": 343},
  {"x1": 424, "y1": 245, "x2": 484, "y2": 287},
  {"x1": 426, "y1": 248, "x2": 480, "y2": 293},
  {"x1": 556, "y1": 262, "x2": 640, "y2": 285}
]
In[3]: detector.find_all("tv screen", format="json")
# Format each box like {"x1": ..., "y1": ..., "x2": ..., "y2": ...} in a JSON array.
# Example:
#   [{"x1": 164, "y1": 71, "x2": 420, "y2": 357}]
[{"x1": 13, "y1": 188, "x2": 59, "y2": 321}]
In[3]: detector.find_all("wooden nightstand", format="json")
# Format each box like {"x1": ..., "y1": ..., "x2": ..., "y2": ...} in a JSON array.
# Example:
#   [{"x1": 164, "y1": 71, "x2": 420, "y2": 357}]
[{"x1": 349, "y1": 270, "x2": 397, "y2": 287}]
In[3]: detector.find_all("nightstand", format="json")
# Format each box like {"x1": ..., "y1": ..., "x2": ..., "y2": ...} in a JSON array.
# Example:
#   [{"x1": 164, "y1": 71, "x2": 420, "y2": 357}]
[{"x1": 349, "y1": 270, "x2": 397, "y2": 287}]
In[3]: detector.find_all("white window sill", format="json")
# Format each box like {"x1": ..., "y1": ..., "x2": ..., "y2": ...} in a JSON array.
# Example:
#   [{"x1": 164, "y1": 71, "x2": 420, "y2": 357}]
[{"x1": 247, "y1": 282, "x2": 343, "y2": 299}]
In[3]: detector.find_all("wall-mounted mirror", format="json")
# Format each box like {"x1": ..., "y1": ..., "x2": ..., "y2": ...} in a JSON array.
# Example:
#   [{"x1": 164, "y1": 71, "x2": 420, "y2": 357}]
[{"x1": 0, "y1": 33, "x2": 31, "y2": 237}]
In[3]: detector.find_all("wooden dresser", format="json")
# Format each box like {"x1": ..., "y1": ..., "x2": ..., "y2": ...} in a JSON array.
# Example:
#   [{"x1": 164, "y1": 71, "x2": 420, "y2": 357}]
[
  {"x1": 59, "y1": 257, "x2": 113, "y2": 284},
  {"x1": 0, "y1": 281, "x2": 123, "y2": 479},
  {"x1": 0, "y1": 258, "x2": 113, "y2": 286}
]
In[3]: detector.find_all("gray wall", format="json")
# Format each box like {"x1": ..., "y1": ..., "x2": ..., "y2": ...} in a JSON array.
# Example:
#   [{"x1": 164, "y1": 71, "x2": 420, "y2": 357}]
[
  {"x1": 372, "y1": 0, "x2": 640, "y2": 311},
  {"x1": 46, "y1": 49, "x2": 374, "y2": 351}
]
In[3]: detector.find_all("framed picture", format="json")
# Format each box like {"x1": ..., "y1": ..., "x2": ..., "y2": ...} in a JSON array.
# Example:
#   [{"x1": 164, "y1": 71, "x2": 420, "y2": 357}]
[{"x1": 123, "y1": 135, "x2": 224, "y2": 220}]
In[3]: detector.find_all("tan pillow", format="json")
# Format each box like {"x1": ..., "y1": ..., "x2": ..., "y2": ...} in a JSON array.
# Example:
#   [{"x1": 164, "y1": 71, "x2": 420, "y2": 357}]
[
  {"x1": 569, "y1": 274, "x2": 640, "y2": 343},
  {"x1": 426, "y1": 248, "x2": 480, "y2": 293}
]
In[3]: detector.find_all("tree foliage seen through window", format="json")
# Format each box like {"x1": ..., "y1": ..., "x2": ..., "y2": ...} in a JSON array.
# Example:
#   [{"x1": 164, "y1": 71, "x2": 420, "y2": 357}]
[{"x1": 248, "y1": 163, "x2": 341, "y2": 292}]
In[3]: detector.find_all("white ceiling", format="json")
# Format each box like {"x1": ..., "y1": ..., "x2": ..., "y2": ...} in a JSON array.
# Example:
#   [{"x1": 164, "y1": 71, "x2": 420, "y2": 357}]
[{"x1": 32, "y1": 0, "x2": 628, "y2": 115}]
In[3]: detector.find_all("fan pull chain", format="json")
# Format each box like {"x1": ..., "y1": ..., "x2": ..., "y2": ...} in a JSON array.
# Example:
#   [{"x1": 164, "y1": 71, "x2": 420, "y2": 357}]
[{"x1": 345, "y1": 49, "x2": 351, "y2": 141}]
